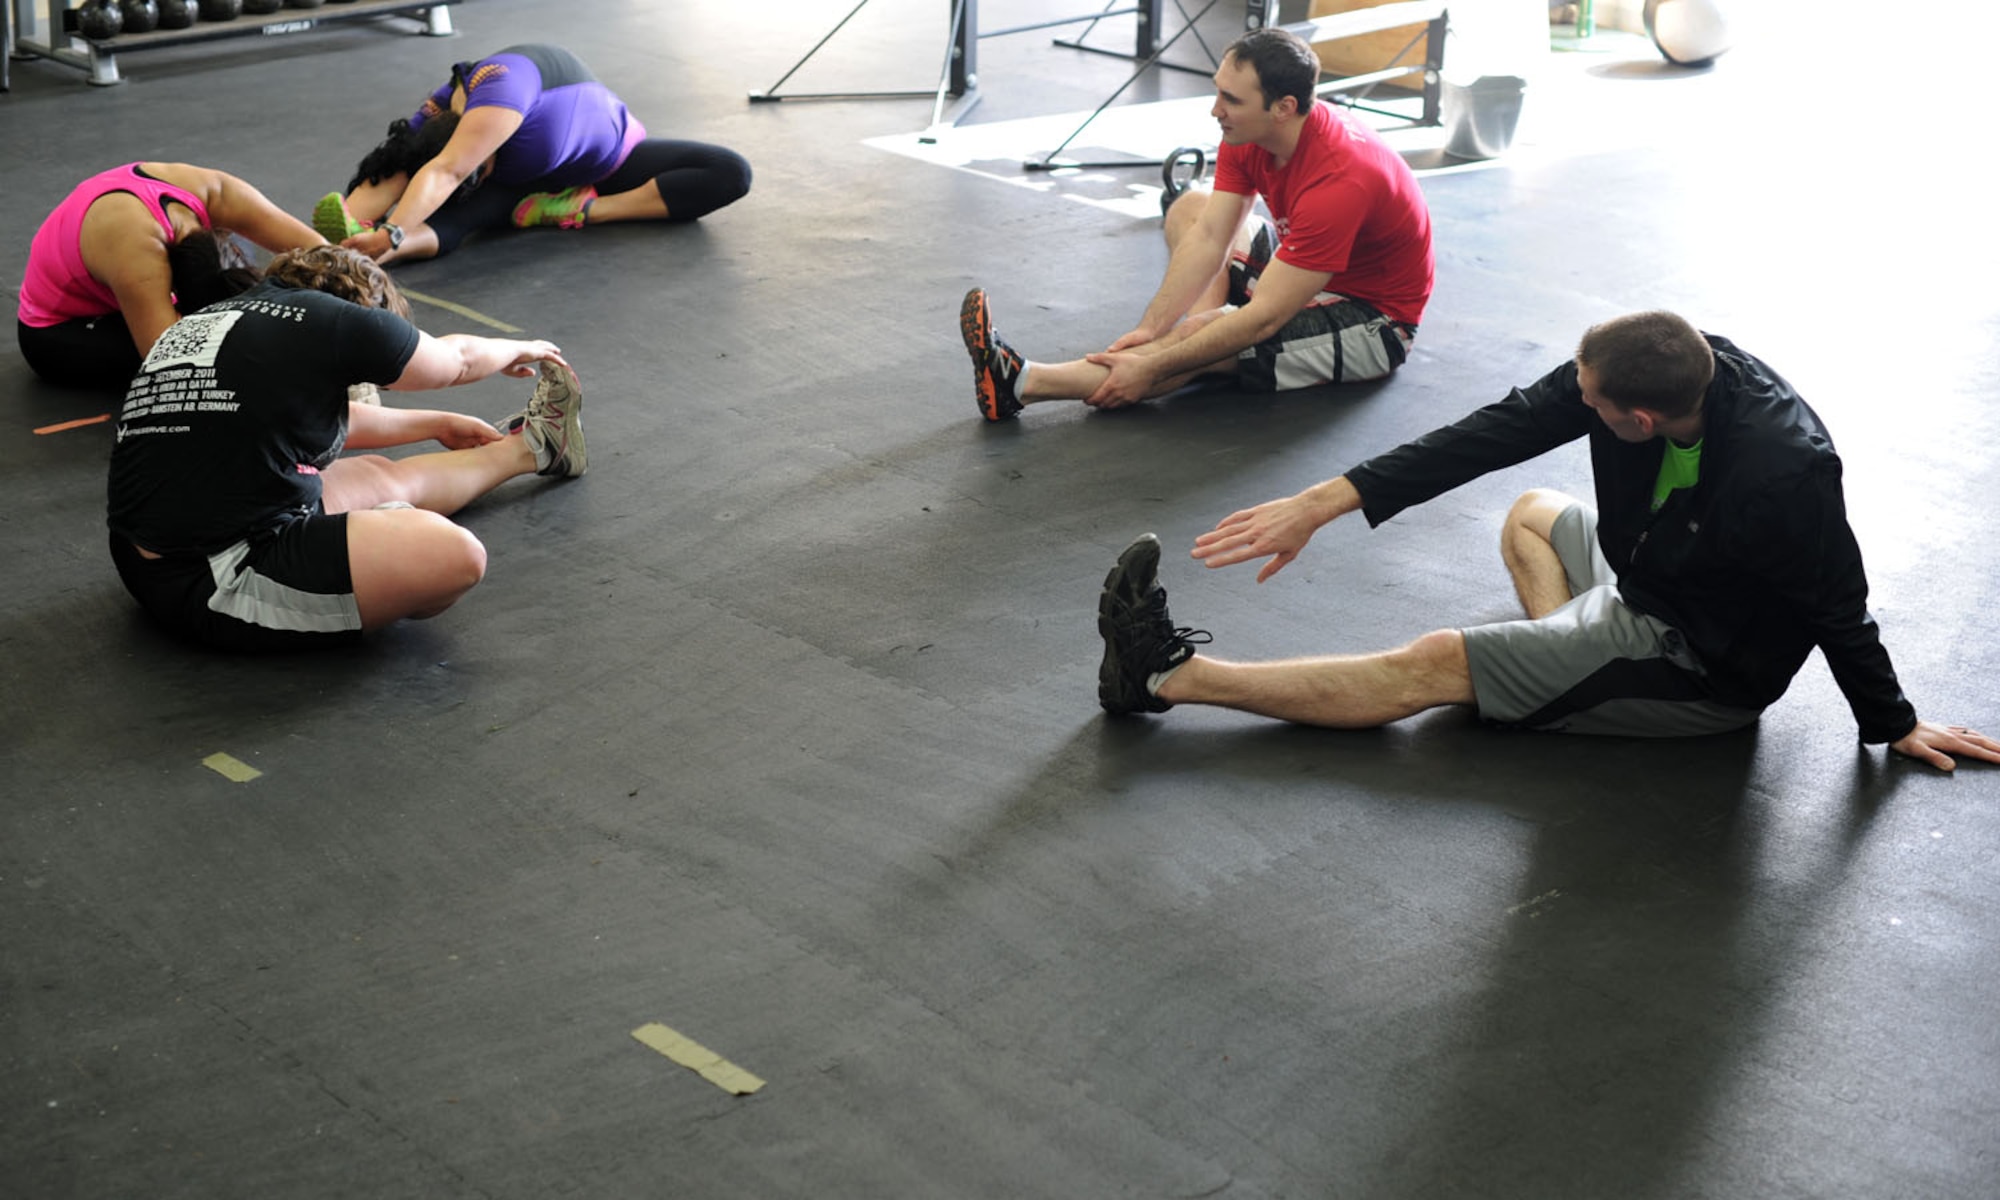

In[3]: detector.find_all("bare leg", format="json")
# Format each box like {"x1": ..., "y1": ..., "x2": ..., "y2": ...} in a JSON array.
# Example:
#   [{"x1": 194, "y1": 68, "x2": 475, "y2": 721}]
[
  {"x1": 583, "y1": 182, "x2": 671, "y2": 224},
  {"x1": 319, "y1": 436, "x2": 537, "y2": 518},
  {"x1": 346, "y1": 174, "x2": 409, "y2": 225},
  {"x1": 319, "y1": 436, "x2": 543, "y2": 629},
  {"x1": 1501, "y1": 488, "x2": 1584, "y2": 618},
  {"x1": 1163, "y1": 188, "x2": 1233, "y2": 313},
  {"x1": 1021, "y1": 308, "x2": 1238, "y2": 402},
  {"x1": 1011, "y1": 192, "x2": 1239, "y2": 403},
  {"x1": 345, "y1": 507, "x2": 489, "y2": 628},
  {"x1": 961, "y1": 194, "x2": 1243, "y2": 416},
  {"x1": 1154, "y1": 629, "x2": 1476, "y2": 728}
]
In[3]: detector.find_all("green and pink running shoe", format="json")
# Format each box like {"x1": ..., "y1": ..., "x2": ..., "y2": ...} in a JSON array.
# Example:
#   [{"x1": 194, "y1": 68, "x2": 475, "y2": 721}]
[
  {"x1": 512, "y1": 186, "x2": 598, "y2": 229},
  {"x1": 312, "y1": 192, "x2": 368, "y2": 242}
]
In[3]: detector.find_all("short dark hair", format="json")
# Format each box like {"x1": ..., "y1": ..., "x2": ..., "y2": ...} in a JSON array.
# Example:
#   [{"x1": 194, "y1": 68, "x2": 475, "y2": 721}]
[
  {"x1": 1575, "y1": 311, "x2": 1715, "y2": 418},
  {"x1": 1223, "y1": 27, "x2": 1320, "y2": 112},
  {"x1": 167, "y1": 230, "x2": 261, "y2": 315},
  {"x1": 264, "y1": 246, "x2": 411, "y2": 320},
  {"x1": 347, "y1": 112, "x2": 462, "y2": 193}
]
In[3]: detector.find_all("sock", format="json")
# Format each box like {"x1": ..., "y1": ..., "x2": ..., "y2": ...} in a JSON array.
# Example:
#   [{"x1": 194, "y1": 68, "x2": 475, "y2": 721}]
[
  {"x1": 1146, "y1": 660, "x2": 1188, "y2": 696},
  {"x1": 1014, "y1": 362, "x2": 1032, "y2": 403}
]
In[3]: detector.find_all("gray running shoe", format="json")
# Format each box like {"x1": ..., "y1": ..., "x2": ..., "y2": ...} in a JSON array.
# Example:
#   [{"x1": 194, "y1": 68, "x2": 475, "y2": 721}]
[{"x1": 511, "y1": 361, "x2": 586, "y2": 478}]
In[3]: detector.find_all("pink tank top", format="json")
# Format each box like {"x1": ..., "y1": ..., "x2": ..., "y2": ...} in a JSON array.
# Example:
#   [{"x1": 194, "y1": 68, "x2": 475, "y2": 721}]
[{"x1": 18, "y1": 164, "x2": 210, "y2": 328}]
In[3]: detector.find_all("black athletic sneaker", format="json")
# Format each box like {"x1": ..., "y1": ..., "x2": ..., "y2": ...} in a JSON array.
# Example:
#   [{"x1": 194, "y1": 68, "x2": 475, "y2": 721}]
[
  {"x1": 959, "y1": 287, "x2": 1025, "y2": 421},
  {"x1": 1097, "y1": 533, "x2": 1211, "y2": 714}
]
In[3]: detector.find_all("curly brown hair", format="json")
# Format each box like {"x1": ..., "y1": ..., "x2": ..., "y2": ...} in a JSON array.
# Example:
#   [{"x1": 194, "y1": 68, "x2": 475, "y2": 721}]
[{"x1": 263, "y1": 246, "x2": 411, "y2": 320}]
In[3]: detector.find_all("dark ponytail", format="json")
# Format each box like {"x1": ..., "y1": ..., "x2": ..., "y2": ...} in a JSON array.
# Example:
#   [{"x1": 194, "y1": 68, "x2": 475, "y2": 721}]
[
  {"x1": 348, "y1": 111, "x2": 463, "y2": 193},
  {"x1": 167, "y1": 230, "x2": 261, "y2": 315}
]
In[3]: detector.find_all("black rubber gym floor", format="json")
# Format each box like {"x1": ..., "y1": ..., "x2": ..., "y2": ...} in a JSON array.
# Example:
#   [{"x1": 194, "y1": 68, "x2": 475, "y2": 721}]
[{"x1": 4, "y1": 1, "x2": 1997, "y2": 1196}]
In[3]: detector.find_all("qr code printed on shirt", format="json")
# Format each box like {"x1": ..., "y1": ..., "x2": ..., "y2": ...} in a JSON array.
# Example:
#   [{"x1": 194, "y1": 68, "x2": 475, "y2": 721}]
[{"x1": 141, "y1": 309, "x2": 244, "y2": 373}]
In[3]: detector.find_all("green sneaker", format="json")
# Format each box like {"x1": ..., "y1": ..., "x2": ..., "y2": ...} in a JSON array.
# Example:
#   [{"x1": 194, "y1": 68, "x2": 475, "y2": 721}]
[
  {"x1": 511, "y1": 186, "x2": 598, "y2": 229},
  {"x1": 312, "y1": 192, "x2": 366, "y2": 242}
]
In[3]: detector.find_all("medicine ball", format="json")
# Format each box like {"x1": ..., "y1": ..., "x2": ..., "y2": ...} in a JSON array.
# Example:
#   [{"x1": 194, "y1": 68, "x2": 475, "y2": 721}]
[
  {"x1": 1643, "y1": 0, "x2": 1733, "y2": 67},
  {"x1": 77, "y1": 0, "x2": 122, "y2": 38},
  {"x1": 119, "y1": 0, "x2": 159, "y2": 33}
]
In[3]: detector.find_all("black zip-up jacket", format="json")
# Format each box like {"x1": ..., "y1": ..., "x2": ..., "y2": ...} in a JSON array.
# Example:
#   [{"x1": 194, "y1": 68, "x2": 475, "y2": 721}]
[{"x1": 1343, "y1": 335, "x2": 1917, "y2": 743}]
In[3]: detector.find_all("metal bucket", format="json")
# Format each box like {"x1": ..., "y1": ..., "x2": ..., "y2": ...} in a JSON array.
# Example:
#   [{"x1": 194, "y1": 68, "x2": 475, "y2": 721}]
[{"x1": 1440, "y1": 75, "x2": 1527, "y2": 161}]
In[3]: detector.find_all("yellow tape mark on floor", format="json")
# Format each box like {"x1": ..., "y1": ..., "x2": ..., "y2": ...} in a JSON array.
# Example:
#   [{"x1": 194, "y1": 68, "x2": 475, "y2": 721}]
[
  {"x1": 399, "y1": 288, "x2": 525, "y2": 334},
  {"x1": 33, "y1": 413, "x2": 111, "y2": 435},
  {"x1": 631, "y1": 1022, "x2": 765, "y2": 1095},
  {"x1": 202, "y1": 752, "x2": 263, "y2": 783}
]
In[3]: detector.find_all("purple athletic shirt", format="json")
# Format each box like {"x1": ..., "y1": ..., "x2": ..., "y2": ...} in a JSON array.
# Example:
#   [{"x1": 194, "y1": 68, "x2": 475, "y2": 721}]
[{"x1": 410, "y1": 45, "x2": 644, "y2": 187}]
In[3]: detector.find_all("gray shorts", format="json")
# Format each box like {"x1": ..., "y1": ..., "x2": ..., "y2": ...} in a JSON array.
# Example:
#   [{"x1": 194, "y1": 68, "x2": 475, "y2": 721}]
[
  {"x1": 1226, "y1": 217, "x2": 1412, "y2": 391},
  {"x1": 1459, "y1": 503, "x2": 1762, "y2": 737}
]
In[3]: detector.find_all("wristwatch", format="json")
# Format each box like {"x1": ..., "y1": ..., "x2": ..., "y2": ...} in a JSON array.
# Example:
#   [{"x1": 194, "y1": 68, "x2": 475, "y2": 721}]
[{"x1": 380, "y1": 222, "x2": 405, "y2": 251}]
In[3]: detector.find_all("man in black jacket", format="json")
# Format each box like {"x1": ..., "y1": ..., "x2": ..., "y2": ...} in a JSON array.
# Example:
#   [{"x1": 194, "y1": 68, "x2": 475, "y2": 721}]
[{"x1": 1096, "y1": 311, "x2": 1998, "y2": 769}]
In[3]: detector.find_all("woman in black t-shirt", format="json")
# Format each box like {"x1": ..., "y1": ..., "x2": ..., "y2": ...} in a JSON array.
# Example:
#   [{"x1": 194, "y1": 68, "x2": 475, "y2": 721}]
[{"x1": 107, "y1": 246, "x2": 587, "y2": 651}]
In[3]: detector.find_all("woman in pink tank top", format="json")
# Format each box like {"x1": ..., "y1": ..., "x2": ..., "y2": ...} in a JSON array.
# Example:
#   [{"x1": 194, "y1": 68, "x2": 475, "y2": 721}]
[{"x1": 17, "y1": 162, "x2": 324, "y2": 390}]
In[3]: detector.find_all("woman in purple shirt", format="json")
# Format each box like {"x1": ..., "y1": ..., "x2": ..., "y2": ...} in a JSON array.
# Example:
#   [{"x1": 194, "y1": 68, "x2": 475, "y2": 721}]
[{"x1": 318, "y1": 44, "x2": 751, "y2": 264}]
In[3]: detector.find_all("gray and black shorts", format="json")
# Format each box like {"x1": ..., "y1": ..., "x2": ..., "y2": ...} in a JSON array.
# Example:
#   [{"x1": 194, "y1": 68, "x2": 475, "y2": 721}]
[
  {"x1": 110, "y1": 513, "x2": 363, "y2": 652},
  {"x1": 1226, "y1": 216, "x2": 1414, "y2": 391},
  {"x1": 1459, "y1": 503, "x2": 1762, "y2": 737}
]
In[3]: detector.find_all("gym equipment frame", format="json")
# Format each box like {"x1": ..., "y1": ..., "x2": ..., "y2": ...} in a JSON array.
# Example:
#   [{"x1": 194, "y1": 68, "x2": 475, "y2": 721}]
[
  {"x1": 1024, "y1": 0, "x2": 1445, "y2": 173},
  {"x1": 749, "y1": 0, "x2": 981, "y2": 139},
  {"x1": 9, "y1": 0, "x2": 456, "y2": 87}
]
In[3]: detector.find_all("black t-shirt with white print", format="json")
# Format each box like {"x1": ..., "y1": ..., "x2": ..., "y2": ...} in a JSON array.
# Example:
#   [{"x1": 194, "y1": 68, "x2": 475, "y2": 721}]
[{"x1": 107, "y1": 281, "x2": 421, "y2": 557}]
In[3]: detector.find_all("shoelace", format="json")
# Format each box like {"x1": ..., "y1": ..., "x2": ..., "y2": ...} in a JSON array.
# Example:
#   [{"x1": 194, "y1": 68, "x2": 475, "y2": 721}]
[{"x1": 1134, "y1": 593, "x2": 1210, "y2": 654}]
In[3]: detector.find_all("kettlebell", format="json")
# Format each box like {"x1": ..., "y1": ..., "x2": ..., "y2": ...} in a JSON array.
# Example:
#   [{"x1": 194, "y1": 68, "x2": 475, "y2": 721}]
[
  {"x1": 197, "y1": 0, "x2": 240, "y2": 19},
  {"x1": 157, "y1": 0, "x2": 194, "y2": 28},
  {"x1": 242, "y1": 0, "x2": 283, "y2": 14}
]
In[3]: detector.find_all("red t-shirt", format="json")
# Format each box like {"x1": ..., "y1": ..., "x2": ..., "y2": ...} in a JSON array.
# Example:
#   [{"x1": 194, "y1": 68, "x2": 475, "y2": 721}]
[{"x1": 1212, "y1": 102, "x2": 1434, "y2": 326}]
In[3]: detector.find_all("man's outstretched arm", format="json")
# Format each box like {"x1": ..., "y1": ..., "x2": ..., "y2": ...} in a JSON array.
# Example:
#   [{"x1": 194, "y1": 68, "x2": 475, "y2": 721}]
[{"x1": 1192, "y1": 475, "x2": 1364, "y2": 582}]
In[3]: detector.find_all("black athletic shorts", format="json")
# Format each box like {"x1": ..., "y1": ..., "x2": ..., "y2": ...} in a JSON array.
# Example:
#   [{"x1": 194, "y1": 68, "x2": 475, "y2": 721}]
[
  {"x1": 18, "y1": 316, "x2": 142, "y2": 391},
  {"x1": 110, "y1": 513, "x2": 363, "y2": 652}
]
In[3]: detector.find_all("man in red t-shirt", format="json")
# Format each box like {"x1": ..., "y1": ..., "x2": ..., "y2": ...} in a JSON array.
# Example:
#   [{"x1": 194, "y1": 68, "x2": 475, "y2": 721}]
[{"x1": 957, "y1": 26, "x2": 1435, "y2": 421}]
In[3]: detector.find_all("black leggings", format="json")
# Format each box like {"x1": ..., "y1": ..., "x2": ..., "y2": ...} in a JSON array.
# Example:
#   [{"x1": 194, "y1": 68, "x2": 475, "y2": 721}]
[
  {"x1": 426, "y1": 138, "x2": 752, "y2": 255},
  {"x1": 18, "y1": 316, "x2": 142, "y2": 391}
]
